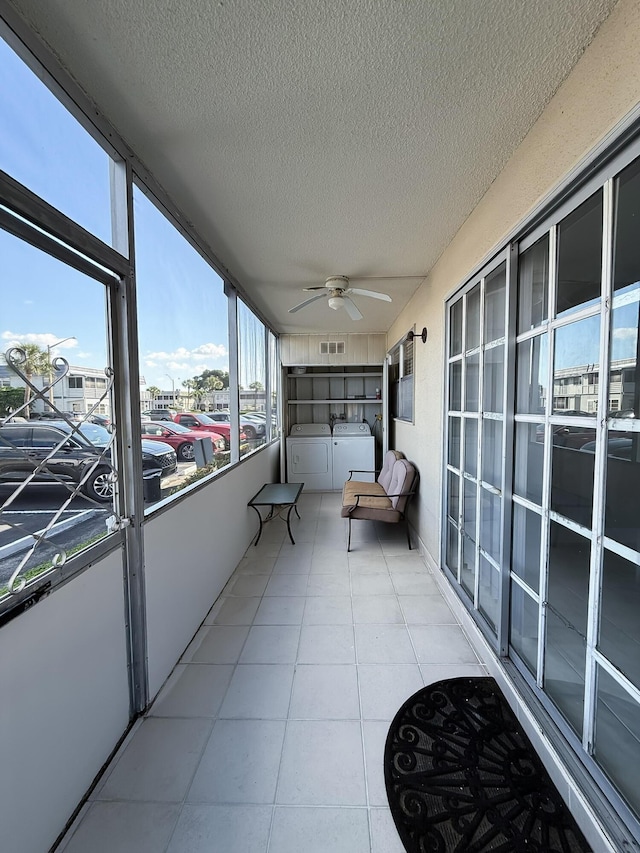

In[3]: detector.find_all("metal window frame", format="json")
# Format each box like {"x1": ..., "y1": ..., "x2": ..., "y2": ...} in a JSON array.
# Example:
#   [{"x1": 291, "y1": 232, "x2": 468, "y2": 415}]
[
  {"x1": 443, "y1": 134, "x2": 640, "y2": 844},
  {"x1": 0, "y1": 183, "x2": 128, "y2": 612},
  {"x1": 387, "y1": 333, "x2": 415, "y2": 423},
  {"x1": 0, "y1": 14, "x2": 282, "y2": 724},
  {"x1": 442, "y1": 247, "x2": 510, "y2": 652}
]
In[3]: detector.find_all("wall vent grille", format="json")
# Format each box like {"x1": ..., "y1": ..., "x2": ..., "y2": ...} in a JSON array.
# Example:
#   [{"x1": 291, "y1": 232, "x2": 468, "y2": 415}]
[{"x1": 320, "y1": 341, "x2": 345, "y2": 355}]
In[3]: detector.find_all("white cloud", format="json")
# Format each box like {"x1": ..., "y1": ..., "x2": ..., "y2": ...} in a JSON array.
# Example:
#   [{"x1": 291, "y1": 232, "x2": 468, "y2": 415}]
[
  {"x1": 192, "y1": 343, "x2": 228, "y2": 358},
  {"x1": 613, "y1": 327, "x2": 637, "y2": 341},
  {"x1": 1, "y1": 331, "x2": 78, "y2": 350},
  {"x1": 143, "y1": 343, "x2": 228, "y2": 375}
]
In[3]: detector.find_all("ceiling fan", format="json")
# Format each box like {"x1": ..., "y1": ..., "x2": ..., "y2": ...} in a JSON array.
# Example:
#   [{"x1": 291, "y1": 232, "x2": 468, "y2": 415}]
[{"x1": 288, "y1": 275, "x2": 392, "y2": 321}]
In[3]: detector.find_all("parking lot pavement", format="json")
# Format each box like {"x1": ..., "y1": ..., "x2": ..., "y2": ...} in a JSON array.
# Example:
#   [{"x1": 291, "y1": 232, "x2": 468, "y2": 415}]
[
  {"x1": 161, "y1": 460, "x2": 196, "y2": 491},
  {"x1": 0, "y1": 461, "x2": 199, "y2": 590},
  {"x1": 0, "y1": 486, "x2": 112, "y2": 588},
  {"x1": 0, "y1": 508, "x2": 93, "y2": 548}
]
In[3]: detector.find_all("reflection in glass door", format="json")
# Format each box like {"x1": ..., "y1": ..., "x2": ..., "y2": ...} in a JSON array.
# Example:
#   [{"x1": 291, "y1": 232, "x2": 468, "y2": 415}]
[
  {"x1": 512, "y1": 172, "x2": 640, "y2": 819},
  {"x1": 445, "y1": 152, "x2": 640, "y2": 829}
]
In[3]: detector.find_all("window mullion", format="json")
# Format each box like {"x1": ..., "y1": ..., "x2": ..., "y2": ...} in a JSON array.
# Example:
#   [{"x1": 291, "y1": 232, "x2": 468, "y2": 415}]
[
  {"x1": 583, "y1": 177, "x2": 615, "y2": 753},
  {"x1": 536, "y1": 225, "x2": 557, "y2": 689}
]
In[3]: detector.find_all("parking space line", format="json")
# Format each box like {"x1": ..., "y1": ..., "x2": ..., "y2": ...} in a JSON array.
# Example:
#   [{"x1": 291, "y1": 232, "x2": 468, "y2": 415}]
[
  {"x1": 0, "y1": 510, "x2": 99, "y2": 559},
  {"x1": 0, "y1": 509, "x2": 84, "y2": 515}
]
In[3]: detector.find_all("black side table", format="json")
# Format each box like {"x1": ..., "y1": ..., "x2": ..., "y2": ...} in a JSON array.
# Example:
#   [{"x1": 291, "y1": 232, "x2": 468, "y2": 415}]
[{"x1": 247, "y1": 482, "x2": 304, "y2": 545}]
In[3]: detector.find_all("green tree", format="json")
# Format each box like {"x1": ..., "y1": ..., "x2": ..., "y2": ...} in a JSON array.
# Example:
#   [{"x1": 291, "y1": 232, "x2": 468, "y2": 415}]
[
  {"x1": 249, "y1": 380, "x2": 264, "y2": 411},
  {"x1": 191, "y1": 369, "x2": 228, "y2": 409},
  {"x1": 181, "y1": 378, "x2": 194, "y2": 409},
  {"x1": 146, "y1": 385, "x2": 161, "y2": 402},
  {"x1": 0, "y1": 386, "x2": 26, "y2": 417},
  {"x1": 1, "y1": 344, "x2": 51, "y2": 418}
]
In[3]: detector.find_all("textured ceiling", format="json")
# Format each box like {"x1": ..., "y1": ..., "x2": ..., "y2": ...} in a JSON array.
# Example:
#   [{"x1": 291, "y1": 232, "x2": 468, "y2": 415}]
[{"x1": 7, "y1": 0, "x2": 617, "y2": 333}]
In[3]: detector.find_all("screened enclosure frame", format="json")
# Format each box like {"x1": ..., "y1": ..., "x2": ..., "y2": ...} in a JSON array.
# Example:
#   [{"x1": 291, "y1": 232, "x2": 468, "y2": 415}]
[{"x1": 0, "y1": 12, "x2": 281, "y2": 720}]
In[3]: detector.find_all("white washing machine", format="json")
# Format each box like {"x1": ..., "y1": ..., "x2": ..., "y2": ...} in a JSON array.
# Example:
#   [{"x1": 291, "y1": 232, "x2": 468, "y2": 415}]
[
  {"x1": 286, "y1": 423, "x2": 333, "y2": 490},
  {"x1": 332, "y1": 422, "x2": 375, "y2": 490}
]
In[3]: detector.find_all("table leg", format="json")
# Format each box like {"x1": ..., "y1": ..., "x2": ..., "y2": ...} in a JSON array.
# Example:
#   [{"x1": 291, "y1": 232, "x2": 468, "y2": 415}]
[
  {"x1": 294, "y1": 504, "x2": 301, "y2": 520},
  {"x1": 250, "y1": 504, "x2": 264, "y2": 545},
  {"x1": 285, "y1": 504, "x2": 296, "y2": 545}
]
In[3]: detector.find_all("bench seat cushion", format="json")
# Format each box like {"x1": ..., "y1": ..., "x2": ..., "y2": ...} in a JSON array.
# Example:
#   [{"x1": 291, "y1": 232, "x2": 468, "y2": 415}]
[
  {"x1": 342, "y1": 480, "x2": 387, "y2": 504},
  {"x1": 341, "y1": 483, "x2": 401, "y2": 522}
]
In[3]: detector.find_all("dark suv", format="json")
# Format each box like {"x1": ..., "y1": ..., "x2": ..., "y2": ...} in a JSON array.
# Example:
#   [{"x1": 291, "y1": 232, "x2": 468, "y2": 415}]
[{"x1": 0, "y1": 421, "x2": 177, "y2": 502}]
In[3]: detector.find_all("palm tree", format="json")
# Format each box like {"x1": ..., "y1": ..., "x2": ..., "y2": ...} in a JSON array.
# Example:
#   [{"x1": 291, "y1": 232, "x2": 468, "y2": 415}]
[
  {"x1": 181, "y1": 379, "x2": 194, "y2": 409},
  {"x1": 146, "y1": 385, "x2": 161, "y2": 405},
  {"x1": 2, "y1": 343, "x2": 51, "y2": 418},
  {"x1": 249, "y1": 380, "x2": 264, "y2": 411}
]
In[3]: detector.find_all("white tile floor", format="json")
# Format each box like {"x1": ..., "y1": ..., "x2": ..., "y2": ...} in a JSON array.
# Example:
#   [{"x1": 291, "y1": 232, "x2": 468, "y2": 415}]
[{"x1": 59, "y1": 492, "x2": 487, "y2": 853}]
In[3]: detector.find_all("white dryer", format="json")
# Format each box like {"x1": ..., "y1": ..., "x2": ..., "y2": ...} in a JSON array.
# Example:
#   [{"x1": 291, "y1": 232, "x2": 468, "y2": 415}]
[
  {"x1": 332, "y1": 422, "x2": 375, "y2": 490},
  {"x1": 286, "y1": 423, "x2": 333, "y2": 490}
]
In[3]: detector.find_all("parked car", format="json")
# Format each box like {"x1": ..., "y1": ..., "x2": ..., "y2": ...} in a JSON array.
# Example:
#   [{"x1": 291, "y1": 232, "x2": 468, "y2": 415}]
[
  {"x1": 28, "y1": 411, "x2": 113, "y2": 431},
  {"x1": 535, "y1": 411, "x2": 597, "y2": 449},
  {"x1": 141, "y1": 421, "x2": 225, "y2": 460},
  {"x1": 83, "y1": 413, "x2": 112, "y2": 430},
  {"x1": 142, "y1": 409, "x2": 176, "y2": 421},
  {"x1": 580, "y1": 436, "x2": 635, "y2": 460},
  {"x1": 173, "y1": 412, "x2": 246, "y2": 448},
  {"x1": 206, "y1": 410, "x2": 265, "y2": 439},
  {"x1": 0, "y1": 421, "x2": 176, "y2": 502},
  {"x1": 66, "y1": 421, "x2": 177, "y2": 478}
]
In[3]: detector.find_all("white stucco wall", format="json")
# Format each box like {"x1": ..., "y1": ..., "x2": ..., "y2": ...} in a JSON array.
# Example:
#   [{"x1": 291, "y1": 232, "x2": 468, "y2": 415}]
[
  {"x1": 144, "y1": 442, "x2": 280, "y2": 698},
  {"x1": 0, "y1": 551, "x2": 130, "y2": 853}
]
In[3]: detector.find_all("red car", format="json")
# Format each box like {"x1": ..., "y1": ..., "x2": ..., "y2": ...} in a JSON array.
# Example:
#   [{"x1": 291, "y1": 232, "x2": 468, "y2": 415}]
[
  {"x1": 141, "y1": 421, "x2": 225, "y2": 461},
  {"x1": 173, "y1": 412, "x2": 245, "y2": 449}
]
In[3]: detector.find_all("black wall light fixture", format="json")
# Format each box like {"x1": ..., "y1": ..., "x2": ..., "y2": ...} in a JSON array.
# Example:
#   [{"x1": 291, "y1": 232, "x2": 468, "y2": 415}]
[{"x1": 406, "y1": 327, "x2": 428, "y2": 344}]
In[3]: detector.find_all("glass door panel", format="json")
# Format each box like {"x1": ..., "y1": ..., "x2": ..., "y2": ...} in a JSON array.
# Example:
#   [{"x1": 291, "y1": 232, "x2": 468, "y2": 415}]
[
  {"x1": 516, "y1": 334, "x2": 548, "y2": 414},
  {"x1": 461, "y1": 533, "x2": 476, "y2": 598},
  {"x1": 479, "y1": 488, "x2": 501, "y2": 563},
  {"x1": 594, "y1": 667, "x2": 640, "y2": 818},
  {"x1": 598, "y1": 549, "x2": 640, "y2": 690},
  {"x1": 478, "y1": 555, "x2": 499, "y2": 630},
  {"x1": 466, "y1": 285, "x2": 481, "y2": 350},
  {"x1": 556, "y1": 191, "x2": 603, "y2": 317},
  {"x1": 481, "y1": 419, "x2": 502, "y2": 488},
  {"x1": 463, "y1": 418, "x2": 478, "y2": 478},
  {"x1": 483, "y1": 345, "x2": 504, "y2": 413},
  {"x1": 518, "y1": 235, "x2": 549, "y2": 333},
  {"x1": 509, "y1": 583, "x2": 538, "y2": 676},
  {"x1": 484, "y1": 263, "x2": 506, "y2": 342},
  {"x1": 511, "y1": 505, "x2": 541, "y2": 592},
  {"x1": 544, "y1": 523, "x2": 590, "y2": 735},
  {"x1": 465, "y1": 353, "x2": 480, "y2": 411},
  {"x1": 448, "y1": 417, "x2": 461, "y2": 468},
  {"x1": 513, "y1": 423, "x2": 544, "y2": 504}
]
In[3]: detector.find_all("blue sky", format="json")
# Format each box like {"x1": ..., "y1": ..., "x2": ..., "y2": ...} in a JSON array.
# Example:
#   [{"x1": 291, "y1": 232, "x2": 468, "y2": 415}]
[{"x1": 0, "y1": 36, "x2": 229, "y2": 393}]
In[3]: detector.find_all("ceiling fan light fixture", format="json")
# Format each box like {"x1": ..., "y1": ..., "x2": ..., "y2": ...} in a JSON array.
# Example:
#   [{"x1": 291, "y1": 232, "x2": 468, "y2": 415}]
[{"x1": 328, "y1": 295, "x2": 344, "y2": 310}]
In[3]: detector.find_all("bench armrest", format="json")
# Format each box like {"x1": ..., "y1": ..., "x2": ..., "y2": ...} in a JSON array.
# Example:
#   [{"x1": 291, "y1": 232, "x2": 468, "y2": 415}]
[
  {"x1": 346, "y1": 489, "x2": 417, "y2": 513},
  {"x1": 347, "y1": 468, "x2": 378, "y2": 481}
]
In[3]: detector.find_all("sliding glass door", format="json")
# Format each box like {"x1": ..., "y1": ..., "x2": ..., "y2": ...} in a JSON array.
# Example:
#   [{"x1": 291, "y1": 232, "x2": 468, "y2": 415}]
[{"x1": 444, "y1": 150, "x2": 640, "y2": 827}]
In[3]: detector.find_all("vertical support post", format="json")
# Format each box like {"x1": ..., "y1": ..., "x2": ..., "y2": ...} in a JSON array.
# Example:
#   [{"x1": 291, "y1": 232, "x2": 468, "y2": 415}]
[
  {"x1": 110, "y1": 157, "x2": 149, "y2": 716},
  {"x1": 264, "y1": 326, "x2": 271, "y2": 442},
  {"x1": 226, "y1": 282, "x2": 240, "y2": 464},
  {"x1": 499, "y1": 244, "x2": 519, "y2": 657}
]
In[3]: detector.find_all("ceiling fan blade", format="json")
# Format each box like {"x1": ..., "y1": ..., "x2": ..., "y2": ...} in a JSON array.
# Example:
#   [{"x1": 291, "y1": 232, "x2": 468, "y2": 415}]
[
  {"x1": 288, "y1": 293, "x2": 327, "y2": 313},
  {"x1": 347, "y1": 287, "x2": 392, "y2": 302},
  {"x1": 302, "y1": 285, "x2": 330, "y2": 292},
  {"x1": 342, "y1": 296, "x2": 363, "y2": 321}
]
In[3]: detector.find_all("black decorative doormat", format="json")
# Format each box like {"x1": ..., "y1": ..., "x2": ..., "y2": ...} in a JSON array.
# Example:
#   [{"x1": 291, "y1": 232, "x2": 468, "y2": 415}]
[{"x1": 384, "y1": 677, "x2": 591, "y2": 852}]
